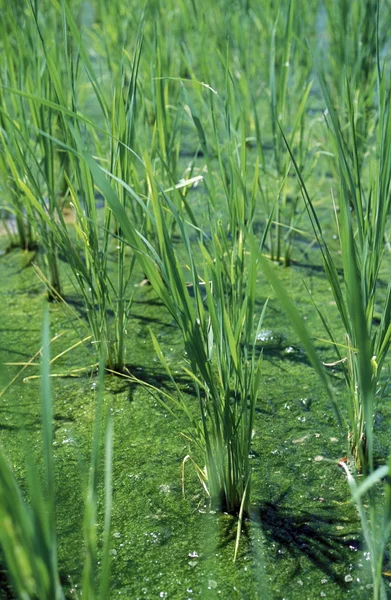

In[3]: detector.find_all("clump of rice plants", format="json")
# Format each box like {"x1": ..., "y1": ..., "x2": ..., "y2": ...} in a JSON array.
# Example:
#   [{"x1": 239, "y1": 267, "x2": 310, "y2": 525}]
[
  {"x1": 0, "y1": 3, "x2": 38, "y2": 252},
  {"x1": 1, "y1": 6, "x2": 143, "y2": 372},
  {"x1": 274, "y1": 57, "x2": 391, "y2": 472},
  {"x1": 0, "y1": 0, "x2": 78, "y2": 295},
  {"x1": 261, "y1": 258, "x2": 391, "y2": 600},
  {"x1": 71, "y1": 75, "x2": 267, "y2": 535}
]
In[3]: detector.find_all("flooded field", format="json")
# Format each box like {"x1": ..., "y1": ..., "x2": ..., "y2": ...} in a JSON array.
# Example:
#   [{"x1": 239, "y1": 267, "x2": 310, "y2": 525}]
[{"x1": 1, "y1": 1, "x2": 391, "y2": 599}]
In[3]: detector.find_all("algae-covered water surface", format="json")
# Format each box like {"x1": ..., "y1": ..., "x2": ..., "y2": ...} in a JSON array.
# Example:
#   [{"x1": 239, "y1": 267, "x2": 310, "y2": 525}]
[
  {"x1": 1, "y1": 1, "x2": 391, "y2": 599},
  {"x1": 0, "y1": 239, "x2": 385, "y2": 599}
]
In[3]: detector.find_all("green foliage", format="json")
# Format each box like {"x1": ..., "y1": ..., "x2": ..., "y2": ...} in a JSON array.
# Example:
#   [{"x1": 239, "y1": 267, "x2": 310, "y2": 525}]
[
  {"x1": 81, "y1": 125, "x2": 267, "y2": 520},
  {"x1": 0, "y1": 311, "x2": 113, "y2": 598},
  {"x1": 279, "y1": 59, "x2": 391, "y2": 472},
  {"x1": 2, "y1": 0, "x2": 391, "y2": 591},
  {"x1": 341, "y1": 456, "x2": 391, "y2": 600}
]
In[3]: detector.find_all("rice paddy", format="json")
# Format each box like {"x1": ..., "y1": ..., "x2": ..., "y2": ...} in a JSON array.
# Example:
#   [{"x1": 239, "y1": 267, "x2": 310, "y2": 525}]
[{"x1": 1, "y1": 0, "x2": 391, "y2": 598}]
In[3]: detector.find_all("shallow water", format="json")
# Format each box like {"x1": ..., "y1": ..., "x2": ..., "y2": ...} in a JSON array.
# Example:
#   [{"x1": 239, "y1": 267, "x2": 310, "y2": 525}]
[{"x1": 2, "y1": 234, "x2": 390, "y2": 599}]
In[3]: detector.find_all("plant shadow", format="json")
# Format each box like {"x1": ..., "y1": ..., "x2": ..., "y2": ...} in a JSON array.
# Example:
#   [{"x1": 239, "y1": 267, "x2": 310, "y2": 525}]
[
  {"x1": 255, "y1": 492, "x2": 361, "y2": 587},
  {"x1": 0, "y1": 556, "x2": 15, "y2": 599},
  {"x1": 107, "y1": 363, "x2": 195, "y2": 400},
  {"x1": 215, "y1": 489, "x2": 363, "y2": 591}
]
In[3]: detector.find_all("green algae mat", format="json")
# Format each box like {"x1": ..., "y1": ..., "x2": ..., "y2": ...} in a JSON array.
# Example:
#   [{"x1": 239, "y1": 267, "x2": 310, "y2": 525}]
[{"x1": 0, "y1": 244, "x2": 387, "y2": 600}]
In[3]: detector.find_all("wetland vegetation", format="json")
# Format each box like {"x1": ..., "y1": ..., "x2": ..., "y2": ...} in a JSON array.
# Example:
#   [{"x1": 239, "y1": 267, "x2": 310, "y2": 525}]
[{"x1": 1, "y1": 0, "x2": 391, "y2": 598}]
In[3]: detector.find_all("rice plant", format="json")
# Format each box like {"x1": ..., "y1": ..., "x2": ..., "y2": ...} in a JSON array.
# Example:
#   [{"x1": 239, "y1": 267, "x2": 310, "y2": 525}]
[
  {"x1": 0, "y1": 2, "x2": 38, "y2": 251},
  {"x1": 62, "y1": 71, "x2": 268, "y2": 527},
  {"x1": 0, "y1": 310, "x2": 113, "y2": 599},
  {"x1": 340, "y1": 457, "x2": 391, "y2": 600},
  {"x1": 261, "y1": 255, "x2": 391, "y2": 599},
  {"x1": 323, "y1": 0, "x2": 391, "y2": 175},
  {"x1": 1, "y1": 4, "x2": 142, "y2": 371},
  {"x1": 0, "y1": 0, "x2": 77, "y2": 294},
  {"x1": 272, "y1": 53, "x2": 391, "y2": 472},
  {"x1": 3, "y1": 0, "x2": 391, "y2": 591},
  {"x1": 256, "y1": 0, "x2": 317, "y2": 266}
]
